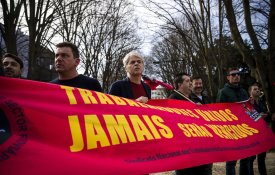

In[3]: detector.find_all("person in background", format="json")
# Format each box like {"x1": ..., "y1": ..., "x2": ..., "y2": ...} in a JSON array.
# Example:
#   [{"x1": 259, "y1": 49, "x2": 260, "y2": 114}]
[
  {"x1": 189, "y1": 75, "x2": 212, "y2": 175},
  {"x1": 2, "y1": 53, "x2": 23, "y2": 78},
  {"x1": 168, "y1": 72, "x2": 192, "y2": 101},
  {"x1": 108, "y1": 50, "x2": 150, "y2": 175},
  {"x1": 109, "y1": 51, "x2": 151, "y2": 103},
  {"x1": 50, "y1": 42, "x2": 102, "y2": 92},
  {"x1": 190, "y1": 75, "x2": 211, "y2": 104},
  {"x1": 248, "y1": 83, "x2": 268, "y2": 175},
  {"x1": 216, "y1": 67, "x2": 249, "y2": 175},
  {"x1": 169, "y1": 73, "x2": 204, "y2": 175}
]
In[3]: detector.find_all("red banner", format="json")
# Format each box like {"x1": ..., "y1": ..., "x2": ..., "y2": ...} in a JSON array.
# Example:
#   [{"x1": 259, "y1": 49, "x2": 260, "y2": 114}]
[{"x1": 0, "y1": 77, "x2": 274, "y2": 175}]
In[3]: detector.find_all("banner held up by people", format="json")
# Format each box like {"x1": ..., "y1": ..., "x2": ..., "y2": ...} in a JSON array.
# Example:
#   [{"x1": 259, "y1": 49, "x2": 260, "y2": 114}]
[{"x1": 0, "y1": 77, "x2": 274, "y2": 175}]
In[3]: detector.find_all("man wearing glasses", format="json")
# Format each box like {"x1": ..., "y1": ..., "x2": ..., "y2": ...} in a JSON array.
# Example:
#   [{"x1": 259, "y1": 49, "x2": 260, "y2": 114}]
[{"x1": 216, "y1": 67, "x2": 249, "y2": 175}]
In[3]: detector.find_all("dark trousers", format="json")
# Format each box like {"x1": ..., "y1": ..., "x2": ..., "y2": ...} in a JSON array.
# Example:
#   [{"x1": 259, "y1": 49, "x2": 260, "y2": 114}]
[
  {"x1": 226, "y1": 157, "x2": 250, "y2": 175},
  {"x1": 175, "y1": 164, "x2": 212, "y2": 175},
  {"x1": 250, "y1": 152, "x2": 267, "y2": 175}
]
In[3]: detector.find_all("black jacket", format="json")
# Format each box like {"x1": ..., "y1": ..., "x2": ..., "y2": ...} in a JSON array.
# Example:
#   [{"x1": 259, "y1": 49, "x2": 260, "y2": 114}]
[
  {"x1": 216, "y1": 83, "x2": 248, "y2": 103},
  {"x1": 190, "y1": 92, "x2": 211, "y2": 104},
  {"x1": 109, "y1": 78, "x2": 151, "y2": 99}
]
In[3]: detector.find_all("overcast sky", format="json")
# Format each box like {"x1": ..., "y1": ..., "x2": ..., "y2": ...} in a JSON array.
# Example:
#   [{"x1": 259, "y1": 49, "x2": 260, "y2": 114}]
[{"x1": 132, "y1": 0, "x2": 163, "y2": 55}]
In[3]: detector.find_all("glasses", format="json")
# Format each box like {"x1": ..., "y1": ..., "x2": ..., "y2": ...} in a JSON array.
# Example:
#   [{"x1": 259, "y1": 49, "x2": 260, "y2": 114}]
[{"x1": 228, "y1": 72, "x2": 241, "y2": 77}]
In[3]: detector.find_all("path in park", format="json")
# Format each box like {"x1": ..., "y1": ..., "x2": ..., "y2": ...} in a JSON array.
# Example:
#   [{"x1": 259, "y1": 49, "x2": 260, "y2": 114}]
[{"x1": 151, "y1": 151, "x2": 275, "y2": 175}]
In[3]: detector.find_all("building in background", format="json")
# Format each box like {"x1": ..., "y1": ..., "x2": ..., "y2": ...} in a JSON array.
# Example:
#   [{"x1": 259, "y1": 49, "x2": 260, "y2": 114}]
[{"x1": 0, "y1": 23, "x2": 57, "y2": 81}]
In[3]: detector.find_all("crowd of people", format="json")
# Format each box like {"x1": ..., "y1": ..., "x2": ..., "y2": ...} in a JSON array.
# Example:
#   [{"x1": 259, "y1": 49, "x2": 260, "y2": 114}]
[{"x1": 1, "y1": 41, "x2": 275, "y2": 175}]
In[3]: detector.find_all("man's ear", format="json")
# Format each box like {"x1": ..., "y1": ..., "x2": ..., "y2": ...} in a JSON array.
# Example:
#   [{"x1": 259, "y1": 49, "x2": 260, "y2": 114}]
[
  {"x1": 226, "y1": 75, "x2": 230, "y2": 81},
  {"x1": 75, "y1": 58, "x2": 80, "y2": 66}
]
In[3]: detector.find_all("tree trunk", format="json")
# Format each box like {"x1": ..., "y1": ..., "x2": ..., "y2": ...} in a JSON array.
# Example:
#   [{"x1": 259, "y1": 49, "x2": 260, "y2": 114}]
[{"x1": 268, "y1": 0, "x2": 275, "y2": 113}]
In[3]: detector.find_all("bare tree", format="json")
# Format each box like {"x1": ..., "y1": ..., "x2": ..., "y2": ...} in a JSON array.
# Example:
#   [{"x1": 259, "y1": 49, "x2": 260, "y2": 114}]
[
  {"x1": 53, "y1": 0, "x2": 141, "y2": 92},
  {"x1": 268, "y1": 0, "x2": 275, "y2": 114},
  {"x1": 143, "y1": 0, "x2": 225, "y2": 98},
  {"x1": 23, "y1": 0, "x2": 57, "y2": 80},
  {"x1": 0, "y1": 0, "x2": 25, "y2": 54},
  {"x1": 223, "y1": 0, "x2": 274, "y2": 111}
]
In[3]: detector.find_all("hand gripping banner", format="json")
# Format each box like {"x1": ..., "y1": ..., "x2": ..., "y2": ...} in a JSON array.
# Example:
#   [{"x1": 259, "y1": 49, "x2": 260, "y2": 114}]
[{"x1": 0, "y1": 77, "x2": 275, "y2": 175}]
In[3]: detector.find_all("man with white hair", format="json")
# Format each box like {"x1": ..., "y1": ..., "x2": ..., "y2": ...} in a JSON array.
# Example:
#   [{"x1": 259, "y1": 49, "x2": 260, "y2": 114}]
[{"x1": 109, "y1": 51, "x2": 151, "y2": 103}]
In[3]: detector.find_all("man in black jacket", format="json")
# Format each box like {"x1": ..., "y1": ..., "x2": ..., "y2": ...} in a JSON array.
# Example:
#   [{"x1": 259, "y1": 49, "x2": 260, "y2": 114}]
[
  {"x1": 190, "y1": 76, "x2": 211, "y2": 104},
  {"x1": 50, "y1": 42, "x2": 102, "y2": 92},
  {"x1": 109, "y1": 51, "x2": 151, "y2": 103},
  {"x1": 189, "y1": 76, "x2": 212, "y2": 175}
]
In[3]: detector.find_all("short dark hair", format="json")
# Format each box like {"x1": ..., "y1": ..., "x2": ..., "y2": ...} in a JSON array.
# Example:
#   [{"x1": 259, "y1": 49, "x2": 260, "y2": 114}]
[
  {"x1": 174, "y1": 72, "x2": 190, "y2": 90},
  {"x1": 191, "y1": 75, "x2": 202, "y2": 82},
  {"x1": 248, "y1": 83, "x2": 260, "y2": 94},
  {"x1": 2, "y1": 53, "x2": 23, "y2": 68},
  {"x1": 56, "y1": 42, "x2": 79, "y2": 58},
  {"x1": 226, "y1": 67, "x2": 239, "y2": 75}
]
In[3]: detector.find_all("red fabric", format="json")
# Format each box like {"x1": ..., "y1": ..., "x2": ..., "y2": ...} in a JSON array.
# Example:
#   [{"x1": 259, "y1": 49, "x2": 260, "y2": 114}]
[
  {"x1": 0, "y1": 77, "x2": 275, "y2": 175},
  {"x1": 142, "y1": 75, "x2": 174, "y2": 90},
  {"x1": 130, "y1": 82, "x2": 147, "y2": 99}
]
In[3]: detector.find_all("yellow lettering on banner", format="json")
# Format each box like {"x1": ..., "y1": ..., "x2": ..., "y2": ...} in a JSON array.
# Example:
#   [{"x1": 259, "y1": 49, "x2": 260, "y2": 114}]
[
  {"x1": 217, "y1": 125, "x2": 235, "y2": 139},
  {"x1": 189, "y1": 123, "x2": 213, "y2": 137},
  {"x1": 194, "y1": 109, "x2": 210, "y2": 121},
  {"x1": 177, "y1": 123, "x2": 213, "y2": 138},
  {"x1": 68, "y1": 114, "x2": 174, "y2": 151},
  {"x1": 61, "y1": 86, "x2": 77, "y2": 104},
  {"x1": 168, "y1": 108, "x2": 182, "y2": 115},
  {"x1": 137, "y1": 102, "x2": 149, "y2": 108},
  {"x1": 230, "y1": 125, "x2": 247, "y2": 138},
  {"x1": 123, "y1": 98, "x2": 141, "y2": 107},
  {"x1": 241, "y1": 124, "x2": 259, "y2": 134},
  {"x1": 78, "y1": 89, "x2": 98, "y2": 104},
  {"x1": 85, "y1": 115, "x2": 110, "y2": 149},
  {"x1": 186, "y1": 109, "x2": 200, "y2": 118},
  {"x1": 178, "y1": 109, "x2": 193, "y2": 117},
  {"x1": 206, "y1": 124, "x2": 259, "y2": 140},
  {"x1": 104, "y1": 114, "x2": 136, "y2": 145},
  {"x1": 109, "y1": 96, "x2": 127, "y2": 105},
  {"x1": 225, "y1": 109, "x2": 238, "y2": 120},
  {"x1": 206, "y1": 125, "x2": 226, "y2": 138},
  {"x1": 68, "y1": 115, "x2": 84, "y2": 152},
  {"x1": 95, "y1": 92, "x2": 114, "y2": 105},
  {"x1": 178, "y1": 123, "x2": 191, "y2": 137},
  {"x1": 151, "y1": 115, "x2": 173, "y2": 139},
  {"x1": 194, "y1": 109, "x2": 239, "y2": 122},
  {"x1": 143, "y1": 115, "x2": 161, "y2": 139},
  {"x1": 129, "y1": 115, "x2": 154, "y2": 141},
  {"x1": 209, "y1": 111, "x2": 227, "y2": 122}
]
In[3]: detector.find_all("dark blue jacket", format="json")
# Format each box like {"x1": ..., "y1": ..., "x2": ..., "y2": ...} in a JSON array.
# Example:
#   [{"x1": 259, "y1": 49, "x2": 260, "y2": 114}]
[{"x1": 109, "y1": 78, "x2": 151, "y2": 99}]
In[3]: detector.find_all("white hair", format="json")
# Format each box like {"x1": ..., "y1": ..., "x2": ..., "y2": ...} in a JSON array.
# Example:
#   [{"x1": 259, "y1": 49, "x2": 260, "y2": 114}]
[{"x1": 123, "y1": 51, "x2": 144, "y2": 67}]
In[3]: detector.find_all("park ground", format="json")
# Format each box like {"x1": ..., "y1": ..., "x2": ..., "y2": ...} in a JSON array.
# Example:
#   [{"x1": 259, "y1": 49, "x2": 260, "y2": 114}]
[{"x1": 151, "y1": 151, "x2": 275, "y2": 175}]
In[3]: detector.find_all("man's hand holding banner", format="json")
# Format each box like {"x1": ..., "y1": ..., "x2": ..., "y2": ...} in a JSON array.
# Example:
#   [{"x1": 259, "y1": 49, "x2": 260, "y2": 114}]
[{"x1": 0, "y1": 77, "x2": 274, "y2": 175}]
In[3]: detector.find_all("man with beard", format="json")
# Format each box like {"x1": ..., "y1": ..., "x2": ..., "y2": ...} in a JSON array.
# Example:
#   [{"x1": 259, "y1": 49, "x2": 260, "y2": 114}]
[
  {"x1": 2, "y1": 53, "x2": 23, "y2": 78},
  {"x1": 190, "y1": 76, "x2": 211, "y2": 104},
  {"x1": 189, "y1": 75, "x2": 212, "y2": 175},
  {"x1": 50, "y1": 42, "x2": 102, "y2": 92},
  {"x1": 216, "y1": 67, "x2": 249, "y2": 175},
  {"x1": 109, "y1": 51, "x2": 150, "y2": 103}
]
